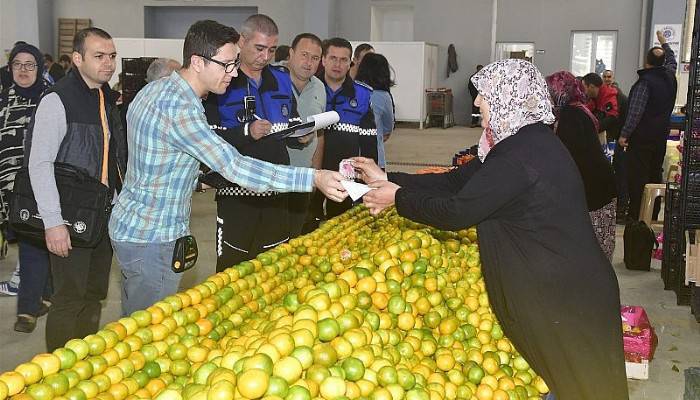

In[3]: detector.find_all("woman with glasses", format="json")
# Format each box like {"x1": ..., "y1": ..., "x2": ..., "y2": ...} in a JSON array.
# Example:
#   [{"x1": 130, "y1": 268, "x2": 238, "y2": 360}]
[{"x1": 0, "y1": 43, "x2": 53, "y2": 333}]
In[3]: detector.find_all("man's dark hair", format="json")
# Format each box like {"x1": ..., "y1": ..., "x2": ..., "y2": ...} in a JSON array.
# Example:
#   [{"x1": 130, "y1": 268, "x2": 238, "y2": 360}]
[
  {"x1": 355, "y1": 53, "x2": 395, "y2": 91},
  {"x1": 353, "y1": 43, "x2": 374, "y2": 60},
  {"x1": 323, "y1": 37, "x2": 352, "y2": 57},
  {"x1": 275, "y1": 45, "x2": 290, "y2": 62},
  {"x1": 646, "y1": 46, "x2": 665, "y2": 67},
  {"x1": 44, "y1": 53, "x2": 54, "y2": 62},
  {"x1": 73, "y1": 27, "x2": 112, "y2": 56},
  {"x1": 582, "y1": 72, "x2": 603, "y2": 87},
  {"x1": 59, "y1": 54, "x2": 71, "y2": 63},
  {"x1": 291, "y1": 33, "x2": 322, "y2": 50},
  {"x1": 182, "y1": 20, "x2": 240, "y2": 69}
]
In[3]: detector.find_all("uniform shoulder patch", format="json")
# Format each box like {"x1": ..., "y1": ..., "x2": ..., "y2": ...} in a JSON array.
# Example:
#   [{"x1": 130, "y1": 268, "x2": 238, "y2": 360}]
[{"x1": 354, "y1": 80, "x2": 374, "y2": 91}]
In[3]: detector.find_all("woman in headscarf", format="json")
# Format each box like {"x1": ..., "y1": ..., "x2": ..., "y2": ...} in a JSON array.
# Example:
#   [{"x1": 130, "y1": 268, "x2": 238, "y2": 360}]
[
  {"x1": 353, "y1": 59, "x2": 628, "y2": 400},
  {"x1": 546, "y1": 71, "x2": 617, "y2": 261},
  {"x1": 0, "y1": 43, "x2": 53, "y2": 333}
]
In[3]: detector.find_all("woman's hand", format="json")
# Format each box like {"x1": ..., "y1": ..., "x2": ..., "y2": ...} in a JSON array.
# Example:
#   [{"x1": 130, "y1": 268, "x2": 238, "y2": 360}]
[
  {"x1": 363, "y1": 180, "x2": 400, "y2": 215},
  {"x1": 350, "y1": 157, "x2": 388, "y2": 183}
]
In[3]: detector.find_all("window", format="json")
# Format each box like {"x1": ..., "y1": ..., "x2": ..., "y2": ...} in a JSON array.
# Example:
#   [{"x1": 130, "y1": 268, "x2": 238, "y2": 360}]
[
  {"x1": 494, "y1": 43, "x2": 535, "y2": 62},
  {"x1": 570, "y1": 31, "x2": 617, "y2": 77}
]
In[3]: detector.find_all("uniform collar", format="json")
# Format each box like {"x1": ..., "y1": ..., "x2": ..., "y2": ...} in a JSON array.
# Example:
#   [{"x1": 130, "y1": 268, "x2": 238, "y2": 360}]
[
  {"x1": 230, "y1": 65, "x2": 279, "y2": 93},
  {"x1": 322, "y1": 75, "x2": 356, "y2": 98}
]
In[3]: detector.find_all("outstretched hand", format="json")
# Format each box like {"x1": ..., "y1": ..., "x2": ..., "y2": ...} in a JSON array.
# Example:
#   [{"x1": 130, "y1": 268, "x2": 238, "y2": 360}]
[
  {"x1": 350, "y1": 157, "x2": 387, "y2": 183},
  {"x1": 656, "y1": 30, "x2": 667, "y2": 45},
  {"x1": 363, "y1": 180, "x2": 400, "y2": 215},
  {"x1": 314, "y1": 170, "x2": 348, "y2": 203}
]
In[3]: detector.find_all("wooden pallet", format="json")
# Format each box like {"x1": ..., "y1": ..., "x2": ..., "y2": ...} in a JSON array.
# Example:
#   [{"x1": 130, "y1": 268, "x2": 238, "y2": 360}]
[{"x1": 57, "y1": 18, "x2": 91, "y2": 58}]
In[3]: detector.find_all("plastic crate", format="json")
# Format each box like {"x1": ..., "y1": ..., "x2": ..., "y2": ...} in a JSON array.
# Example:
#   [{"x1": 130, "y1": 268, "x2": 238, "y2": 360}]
[
  {"x1": 663, "y1": 184, "x2": 684, "y2": 290},
  {"x1": 691, "y1": 284, "x2": 700, "y2": 322}
]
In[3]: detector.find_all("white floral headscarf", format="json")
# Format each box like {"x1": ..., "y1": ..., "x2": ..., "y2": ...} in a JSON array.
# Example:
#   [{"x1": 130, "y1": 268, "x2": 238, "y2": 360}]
[{"x1": 470, "y1": 59, "x2": 555, "y2": 162}]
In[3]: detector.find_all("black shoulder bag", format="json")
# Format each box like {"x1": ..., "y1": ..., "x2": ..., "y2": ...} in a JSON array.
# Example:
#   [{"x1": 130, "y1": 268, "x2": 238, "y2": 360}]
[{"x1": 8, "y1": 163, "x2": 112, "y2": 248}]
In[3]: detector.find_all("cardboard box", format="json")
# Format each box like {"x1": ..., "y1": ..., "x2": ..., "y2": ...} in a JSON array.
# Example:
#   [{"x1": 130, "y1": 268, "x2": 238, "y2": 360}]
[{"x1": 625, "y1": 360, "x2": 649, "y2": 380}]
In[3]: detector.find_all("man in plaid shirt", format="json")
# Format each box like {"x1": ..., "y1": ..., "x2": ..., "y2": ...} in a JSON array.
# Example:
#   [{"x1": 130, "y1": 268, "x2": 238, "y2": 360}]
[
  {"x1": 109, "y1": 20, "x2": 347, "y2": 316},
  {"x1": 618, "y1": 30, "x2": 677, "y2": 221}
]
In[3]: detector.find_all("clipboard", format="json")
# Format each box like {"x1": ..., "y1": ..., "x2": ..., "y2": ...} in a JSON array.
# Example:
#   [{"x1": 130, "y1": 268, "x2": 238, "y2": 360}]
[{"x1": 267, "y1": 111, "x2": 340, "y2": 140}]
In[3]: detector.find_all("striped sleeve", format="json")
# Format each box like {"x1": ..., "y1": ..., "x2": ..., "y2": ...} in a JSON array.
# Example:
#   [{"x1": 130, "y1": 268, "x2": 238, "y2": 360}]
[{"x1": 168, "y1": 105, "x2": 314, "y2": 193}]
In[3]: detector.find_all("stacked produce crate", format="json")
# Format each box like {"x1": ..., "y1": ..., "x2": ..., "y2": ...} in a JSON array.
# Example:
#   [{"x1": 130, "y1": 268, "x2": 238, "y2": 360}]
[{"x1": 678, "y1": 1, "x2": 700, "y2": 313}]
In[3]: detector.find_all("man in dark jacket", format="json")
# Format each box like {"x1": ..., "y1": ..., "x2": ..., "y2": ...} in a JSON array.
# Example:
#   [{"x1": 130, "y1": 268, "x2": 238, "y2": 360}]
[
  {"x1": 205, "y1": 14, "x2": 301, "y2": 271},
  {"x1": 44, "y1": 54, "x2": 65, "y2": 82},
  {"x1": 27, "y1": 28, "x2": 126, "y2": 351},
  {"x1": 618, "y1": 30, "x2": 677, "y2": 221}
]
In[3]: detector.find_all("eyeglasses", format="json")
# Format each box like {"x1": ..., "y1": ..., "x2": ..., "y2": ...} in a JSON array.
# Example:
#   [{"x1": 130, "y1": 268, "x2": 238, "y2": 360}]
[
  {"x1": 11, "y1": 62, "x2": 37, "y2": 72},
  {"x1": 197, "y1": 54, "x2": 240, "y2": 73}
]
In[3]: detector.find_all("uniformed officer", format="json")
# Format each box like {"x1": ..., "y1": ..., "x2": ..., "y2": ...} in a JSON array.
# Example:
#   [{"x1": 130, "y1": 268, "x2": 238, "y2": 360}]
[
  {"x1": 205, "y1": 14, "x2": 302, "y2": 271},
  {"x1": 316, "y1": 37, "x2": 378, "y2": 219}
]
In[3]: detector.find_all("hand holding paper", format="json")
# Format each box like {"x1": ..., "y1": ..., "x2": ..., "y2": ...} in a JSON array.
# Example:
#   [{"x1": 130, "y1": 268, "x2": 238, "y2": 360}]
[
  {"x1": 314, "y1": 170, "x2": 348, "y2": 203},
  {"x1": 350, "y1": 157, "x2": 388, "y2": 183},
  {"x1": 341, "y1": 180, "x2": 374, "y2": 201},
  {"x1": 363, "y1": 180, "x2": 401, "y2": 215}
]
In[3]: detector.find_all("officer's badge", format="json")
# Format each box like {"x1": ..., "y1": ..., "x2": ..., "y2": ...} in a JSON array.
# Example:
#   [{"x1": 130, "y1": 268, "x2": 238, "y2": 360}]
[
  {"x1": 349, "y1": 98, "x2": 358, "y2": 108},
  {"x1": 281, "y1": 103, "x2": 289, "y2": 117}
]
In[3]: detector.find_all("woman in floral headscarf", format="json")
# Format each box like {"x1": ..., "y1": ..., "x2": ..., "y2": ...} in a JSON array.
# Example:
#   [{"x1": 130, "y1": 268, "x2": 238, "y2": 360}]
[
  {"x1": 353, "y1": 59, "x2": 628, "y2": 399},
  {"x1": 546, "y1": 71, "x2": 617, "y2": 261}
]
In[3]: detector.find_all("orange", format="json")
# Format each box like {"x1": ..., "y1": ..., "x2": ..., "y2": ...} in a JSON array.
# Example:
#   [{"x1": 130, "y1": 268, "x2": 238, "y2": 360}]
[
  {"x1": 237, "y1": 369, "x2": 269, "y2": 399},
  {"x1": 31, "y1": 354, "x2": 61, "y2": 376},
  {"x1": 194, "y1": 319, "x2": 213, "y2": 336},
  {"x1": 15, "y1": 362, "x2": 43, "y2": 385},
  {"x1": 0, "y1": 371, "x2": 25, "y2": 396}
]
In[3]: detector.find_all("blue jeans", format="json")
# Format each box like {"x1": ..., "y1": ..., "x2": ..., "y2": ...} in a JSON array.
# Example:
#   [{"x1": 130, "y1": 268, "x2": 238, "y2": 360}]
[{"x1": 111, "y1": 240, "x2": 181, "y2": 316}]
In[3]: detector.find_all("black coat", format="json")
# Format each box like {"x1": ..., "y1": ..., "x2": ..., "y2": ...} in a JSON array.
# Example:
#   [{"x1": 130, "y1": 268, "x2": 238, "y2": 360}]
[
  {"x1": 390, "y1": 122, "x2": 628, "y2": 400},
  {"x1": 556, "y1": 105, "x2": 616, "y2": 211}
]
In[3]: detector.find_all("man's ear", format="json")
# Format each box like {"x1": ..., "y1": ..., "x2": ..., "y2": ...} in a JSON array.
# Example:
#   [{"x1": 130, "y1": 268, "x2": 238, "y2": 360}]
[
  {"x1": 71, "y1": 51, "x2": 82, "y2": 68},
  {"x1": 190, "y1": 55, "x2": 203, "y2": 72}
]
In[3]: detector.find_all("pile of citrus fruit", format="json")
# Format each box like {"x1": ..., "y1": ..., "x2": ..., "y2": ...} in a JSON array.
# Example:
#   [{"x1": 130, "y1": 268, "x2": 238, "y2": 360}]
[{"x1": 0, "y1": 207, "x2": 549, "y2": 400}]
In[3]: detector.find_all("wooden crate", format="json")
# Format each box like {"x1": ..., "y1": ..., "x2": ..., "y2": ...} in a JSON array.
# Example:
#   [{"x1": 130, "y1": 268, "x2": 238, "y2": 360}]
[{"x1": 57, "y1": 18, "x2": 91, "y2": 58}]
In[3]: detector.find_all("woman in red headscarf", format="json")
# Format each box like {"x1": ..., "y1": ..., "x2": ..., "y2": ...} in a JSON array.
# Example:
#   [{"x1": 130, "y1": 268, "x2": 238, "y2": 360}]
[{"x1": 546, "y1": 71, "x2": 617, "y2": 260}]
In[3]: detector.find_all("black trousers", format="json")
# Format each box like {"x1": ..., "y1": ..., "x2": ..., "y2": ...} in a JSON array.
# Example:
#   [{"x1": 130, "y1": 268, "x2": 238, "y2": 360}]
[
  {"x1": 288, "y1": 192, "x2": 311, "y2": 239},
  {"x1": 46, "y1": 233, "x2": 112, "y2": 351},
  {"x1": 215, "y1": 194, "x2": 289, "y2": 272},
  {"x1": 626, "y1": 141, "x2": 666, "y2": 221}
]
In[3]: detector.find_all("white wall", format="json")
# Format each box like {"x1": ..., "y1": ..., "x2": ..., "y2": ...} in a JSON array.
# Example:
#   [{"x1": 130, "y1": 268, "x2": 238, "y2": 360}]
[
  {"x1": 50, "y1": 0, "x2": 310, "y2": 55},
  {"x1": 496, "y1": 0, "x2": 644, "y2": 95},
  {"x1": 1, "y1": 0, "x2": 43, "y2": 63},
  {"x1": 336, "y1": 0, "x2": 494, "y2": 125}
]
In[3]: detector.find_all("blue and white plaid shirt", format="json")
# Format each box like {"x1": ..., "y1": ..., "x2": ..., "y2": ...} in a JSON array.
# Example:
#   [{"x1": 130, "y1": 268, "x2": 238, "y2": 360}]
[{"x1": 109, "y1": 71, "x2": 314, "y2": 243}]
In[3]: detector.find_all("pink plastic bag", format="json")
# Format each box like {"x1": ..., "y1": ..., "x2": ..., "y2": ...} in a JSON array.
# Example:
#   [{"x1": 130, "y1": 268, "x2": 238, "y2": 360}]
[{"x1": 621, "y1": 305, "x2": 657, "y2": 362}]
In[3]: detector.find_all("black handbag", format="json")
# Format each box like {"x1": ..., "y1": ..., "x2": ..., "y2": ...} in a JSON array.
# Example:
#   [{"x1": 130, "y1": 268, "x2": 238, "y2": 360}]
[
  {"x1": 8, "y1": 163, "x2": 112, "y2": 248},
  {"x1": 623, "y1": 221, "x2": 657, "y2": 271}
]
